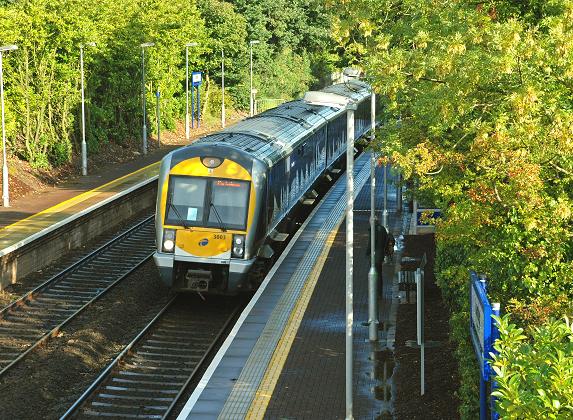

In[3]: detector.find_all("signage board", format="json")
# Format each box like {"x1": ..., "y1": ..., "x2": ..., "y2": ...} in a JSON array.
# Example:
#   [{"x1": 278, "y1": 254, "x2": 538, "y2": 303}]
[
  {"x1": 469, "y1": 271, "x2": 493, "y2": 381},
  {"x1": 192, "y1": 71, "x2": 202, "y2": 86},
  {"x1": 416, "y1": 208, "x2": 442, "y2": 226}
]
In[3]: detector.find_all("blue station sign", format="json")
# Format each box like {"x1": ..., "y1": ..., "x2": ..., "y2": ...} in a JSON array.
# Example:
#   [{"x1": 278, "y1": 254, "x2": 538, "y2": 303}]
[
  {"x1": 192, "y1": 71, "x2": 202, "y2": 87},
  {"x1": 469, "y1": 271, "x2": 501, "y2": 420},
  {"x1": 470, "y1": 271, "x2": 493, "y2": 380}
]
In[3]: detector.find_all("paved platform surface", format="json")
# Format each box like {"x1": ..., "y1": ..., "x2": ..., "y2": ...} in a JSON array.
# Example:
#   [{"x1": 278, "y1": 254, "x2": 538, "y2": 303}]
[
  {"x1": 0, "y1": 146, "x2": 179, "y2": 255},
  {"x1": 178, "y1": 155, "x2": 404, "y2": 419},
  {"x1": 263, "y1": 167, "x2": 403, "y2": 419}
]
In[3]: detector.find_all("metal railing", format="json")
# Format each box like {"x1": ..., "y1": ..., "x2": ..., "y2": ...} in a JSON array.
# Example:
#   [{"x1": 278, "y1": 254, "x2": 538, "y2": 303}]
[{"x1": 254, "y1": 98, "x2": 287, "y2": 114}]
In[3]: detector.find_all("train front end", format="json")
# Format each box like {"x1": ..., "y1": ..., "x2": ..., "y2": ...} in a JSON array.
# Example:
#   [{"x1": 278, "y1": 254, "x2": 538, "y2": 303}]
[{"x1": 153, "y1": 145, "x2": 264, "y2": 294}]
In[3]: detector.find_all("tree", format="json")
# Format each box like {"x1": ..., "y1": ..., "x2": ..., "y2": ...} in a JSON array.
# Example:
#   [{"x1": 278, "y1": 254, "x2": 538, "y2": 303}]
[{"x1": 332, "y1": 0, "x2": 573, "y2": 417}]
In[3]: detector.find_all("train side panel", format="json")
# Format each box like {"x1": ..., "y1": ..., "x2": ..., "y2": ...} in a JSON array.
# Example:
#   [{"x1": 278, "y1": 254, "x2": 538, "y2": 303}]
[{"x1": 267, "y1": 125, "x2": 327, "y2": 233}]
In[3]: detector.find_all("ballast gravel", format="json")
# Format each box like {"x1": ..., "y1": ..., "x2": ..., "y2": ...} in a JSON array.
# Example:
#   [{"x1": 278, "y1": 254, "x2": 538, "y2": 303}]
[{"x1": 0, "y1": 260, "x2": 172, "y2": 419}]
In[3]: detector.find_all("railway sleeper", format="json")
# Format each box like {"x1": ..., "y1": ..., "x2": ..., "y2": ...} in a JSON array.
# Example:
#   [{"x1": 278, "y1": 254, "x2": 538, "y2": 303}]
[
  {"x1": 116, "y1": 371, "x2": 190, "y2": 380},
  {"x1": 89, "y1": 400, "x2": 168, "y2": 411},
  {"x1": 94, "y1": 393, "x2": 174, "y2": 402}
]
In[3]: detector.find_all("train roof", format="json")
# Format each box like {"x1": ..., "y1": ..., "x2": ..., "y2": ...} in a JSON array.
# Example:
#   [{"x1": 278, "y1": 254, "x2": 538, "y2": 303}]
[
  {"x1": 321, "y1": 79, "x2": 371, "y2": 102},
  {"x1": 172, "y1": 80, "x2": 371, "y2": 166}
]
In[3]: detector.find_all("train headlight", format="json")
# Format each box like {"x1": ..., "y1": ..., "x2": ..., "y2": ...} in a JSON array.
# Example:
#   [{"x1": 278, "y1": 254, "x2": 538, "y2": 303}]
[
  {"x1": 232, "y1": 234, "x2": 245, "y2": 258},
  {"x1": 163, "y1": 229, "x2": 176, "y2": 253}
]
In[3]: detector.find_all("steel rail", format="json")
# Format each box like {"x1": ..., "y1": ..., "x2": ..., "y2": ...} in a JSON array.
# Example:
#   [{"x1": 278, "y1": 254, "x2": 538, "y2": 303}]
[
  {"x1": 59, "y1": 295, "x2": 178, "y2": 419},
  {"x1": 163, "y1": 302, "x2": 241, "y2": 419},
  {"x1": 0, "y1": 215, "x2": 156, "y2": 378},
  {"x1": 0, "y1": 215, "x2": 153, "y2": 316},
  {"x1": 61, "y1": 297, "x2": 243, "y2": 419}
]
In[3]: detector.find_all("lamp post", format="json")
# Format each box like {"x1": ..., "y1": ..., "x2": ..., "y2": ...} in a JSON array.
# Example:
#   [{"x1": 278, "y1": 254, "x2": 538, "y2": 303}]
[
  {"x1": 185, "y1": 42, "x2": 198, "y2": 140},
  {"x1": 141, "y1": 42, "x2": 155, "y2": 155},
  {"x1": 221, "y1": 49, "x2": 225, "y2": 128},
  {"x1": 249, "y1": 40, "x2": 259, "y2": 117},
  {"x1": 156, "y1": 90, "x2": 161, "y2": 146},
  {"x1": 80, "y1": 42, "x2": 96, "y2": 176},
  {"x1": 368, "y1": 91, "x2": 378, "y2": 342},
  {"x1": 346, "y1": 101, "x2": 357, "y2": 420},
  {"x1": 1, "y1": 44, "x2": 17, "y2": 208}
]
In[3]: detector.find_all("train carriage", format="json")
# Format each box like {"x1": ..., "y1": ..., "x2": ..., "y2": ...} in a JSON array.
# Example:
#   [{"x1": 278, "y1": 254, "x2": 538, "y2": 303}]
[{"x1": 153, "y1": 80, "x2": 373, "y2": 294}]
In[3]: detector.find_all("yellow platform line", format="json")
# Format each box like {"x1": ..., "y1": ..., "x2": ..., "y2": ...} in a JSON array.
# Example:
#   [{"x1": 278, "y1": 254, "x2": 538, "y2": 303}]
[
  {"x1": 245, "y1": 224, "x2": 341, "y2": 419},
  {"x1": 0, "y1": 162, "x2": 160, "y2": 232}
]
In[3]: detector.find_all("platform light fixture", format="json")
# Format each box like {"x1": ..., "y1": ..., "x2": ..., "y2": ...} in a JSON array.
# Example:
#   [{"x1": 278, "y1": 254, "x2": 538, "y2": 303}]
[
  {"x1": 141, "y1": 42, "x2": 155, "y2": 155},
  {"x1": 249, "y1": 40, "x2": 260, "y2": 117},
  {"x1": 80, "y1": 42, "x2": 96, "y2": 176},
  {"x1": 185, "y1": 42, "x2": 198, "y2": 140},
  {"x1": 221, "y1": 49, "x2": 225, "y2": 128},
  {"x1": 345, "y1": 100, "x2": 357, "y2": 420},
  {"x1": 1, "y1": 44, "x2": 17, "y2": 208},
  {"x1": 368, "y1": 89, "x2": 379, "y2": 343}
]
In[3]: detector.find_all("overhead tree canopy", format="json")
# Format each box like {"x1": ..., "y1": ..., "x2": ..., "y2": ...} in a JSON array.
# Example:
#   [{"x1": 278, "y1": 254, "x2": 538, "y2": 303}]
[
  {"x1": 333, "y1": 0, "x2": 573, "y2": 417},
  {"x1": 0, "y1": 0, "x2": 334, "y2": 167}
]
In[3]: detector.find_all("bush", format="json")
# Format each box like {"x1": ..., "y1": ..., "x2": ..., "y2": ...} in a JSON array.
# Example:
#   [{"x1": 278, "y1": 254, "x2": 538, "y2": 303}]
[{"x1": 492, "y1": 316, "x2": 573, "y2": 419}]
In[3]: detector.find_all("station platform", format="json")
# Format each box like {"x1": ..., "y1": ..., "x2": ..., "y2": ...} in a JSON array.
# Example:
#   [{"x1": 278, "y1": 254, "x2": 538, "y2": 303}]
[
  {"x1": 178, "y1": 153, "x2": 405, "y2": 419},
  {"x1": 0, "y1": 146, "x2": 178, "y2": 257}
]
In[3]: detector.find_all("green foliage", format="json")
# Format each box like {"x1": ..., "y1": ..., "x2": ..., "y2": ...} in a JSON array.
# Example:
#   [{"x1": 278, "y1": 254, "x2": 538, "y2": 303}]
[
  {"x1": 228, "y1": 0, "x2": 334, "y2": 100},
  {"x1": 0, "y1": 0, "x2": 332, "y2": 167},
  {"x1": 197, "y1": 0, "x2": 248, "y2": 108},
  {"x1": 335, "y1": 0, "x2": 573, "y2": 416},
  {"x1": 492, "y1": 315, "x2": 573, "y2": 418}
]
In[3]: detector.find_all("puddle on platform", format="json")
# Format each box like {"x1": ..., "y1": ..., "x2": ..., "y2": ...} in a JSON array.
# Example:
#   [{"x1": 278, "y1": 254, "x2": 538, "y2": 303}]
[
  {"x1": 373, "y1": 359, "x2": 395, "y2": 381},
  {"x1": 371, "y1": 347, "x2": 397, "y2": 418},
  {"x1": 370, "y1": 348, "x2": 393, "y2": 362},
  {"x1": 376, "y1": 410, "x2": 394, "y2": 420}
]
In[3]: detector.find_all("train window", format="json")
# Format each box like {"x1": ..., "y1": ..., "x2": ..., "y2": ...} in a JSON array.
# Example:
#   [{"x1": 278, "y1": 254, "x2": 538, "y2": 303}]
[
  {"x1": 166, "y1": 176, "x2": 207, "y2": 225},
  {"x1": 165, "y1": 176, "x2": 250, "y2": 230},
  {"x1": 208, "y1": 179, "x2": 250, "y2": 230}
]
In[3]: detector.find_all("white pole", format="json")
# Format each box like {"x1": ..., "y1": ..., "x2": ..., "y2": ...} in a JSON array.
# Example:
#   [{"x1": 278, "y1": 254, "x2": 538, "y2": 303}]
[
  {"x1": 346, "y1": 103, "x2": 356, "y2": 420},
  {"x1": 80, "y1": 42, "x2": 95, "y2": 176},
  {"x1": 0, "y1": 44, "x2": 17, "y2": 208},
  {"x1": 383, "y1": 161, "x2": 388, "y2": 228},
  {"x1": 249, "y1": 43, "x2": 253, "y2": 117},
  {"x1": 249, "y1": 40, "x2": 259, "y2": 117},
  {"x1": 185, "y1": 45, "x2": 189, "y2": 140},
  {"x1": 140, "y1": 42, "x2": 154, "y2": 155},
  {"x1": 80, "y1": 45, "x2": 87, "y2": 176},
  {"x1": 142, "y1": 47, "x2": 147, "y2": 155},
  {"x1": 368, "y1": 91, "x2": 378, "y2": 342},
  {"x1": 1, "y1": 51, "x2": 8, "y2": 207},
  {"x1": 221, "y1": 49, "x2": 225, "y2": 128}
]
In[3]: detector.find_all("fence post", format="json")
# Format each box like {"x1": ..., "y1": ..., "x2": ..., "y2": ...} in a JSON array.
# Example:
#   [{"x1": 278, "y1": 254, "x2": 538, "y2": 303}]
[{"x1": 416, "y1": 267, "x2": 424, "y2": 395}]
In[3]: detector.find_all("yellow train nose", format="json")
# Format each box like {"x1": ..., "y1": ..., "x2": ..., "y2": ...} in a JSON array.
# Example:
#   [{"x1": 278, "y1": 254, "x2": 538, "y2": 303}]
[{"x1": 175, "y1": 230, "x2": 231, "y2": 258}]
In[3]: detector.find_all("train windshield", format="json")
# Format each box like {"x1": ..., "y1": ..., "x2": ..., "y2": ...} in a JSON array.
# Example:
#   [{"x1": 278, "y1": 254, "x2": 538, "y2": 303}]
[{"x1": 165, "y1": 176, "x2": 250, "y2": 230}]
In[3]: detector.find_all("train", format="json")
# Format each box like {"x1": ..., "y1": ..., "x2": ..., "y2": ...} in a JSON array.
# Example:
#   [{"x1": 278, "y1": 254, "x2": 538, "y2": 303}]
[{"x1": 153, "y1": 79, "x2": 374, "y2": 294}]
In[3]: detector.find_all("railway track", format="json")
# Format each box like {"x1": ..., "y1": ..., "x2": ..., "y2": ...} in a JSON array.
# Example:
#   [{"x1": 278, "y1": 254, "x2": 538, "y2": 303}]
[
  {"x1": 61, "y1": 295, "x2": 242, "y2": 419},
  {"x1": 0, "y1": 215, "x2": 156, "y2": 377}
]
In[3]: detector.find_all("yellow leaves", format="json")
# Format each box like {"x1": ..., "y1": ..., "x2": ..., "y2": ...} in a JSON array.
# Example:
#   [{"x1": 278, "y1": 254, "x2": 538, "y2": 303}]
[
  {"x1": 331, "y1": 17, "x2": 350, "y2": 44},
  {"x1": 375, "y1": 34, "x2": 391, "y2": 51},
  {"x1": 358, "y1": 19, "x2": 375, "y2": 38},
  {"x1": 447, "y1": 33, "x2": 466, "y2": 56},
  {"x1": 554, "y1": 199, "x2": 572, "y2": 221},
  {"x1": 523, "y1": 217, "x2": 539, "y2": 232},
  {"x1": 413, "y1": 30, "x2": 430, "y2": 50},
  {"x1": 510, "y1": 86, "x2": 540, "y2": 117},
  {"x1": 548, "y1": 113, "x2": 573, "y2": 155},
  {"x1": 391, "y1": 140, "x2": 446, "y2": 180}
]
